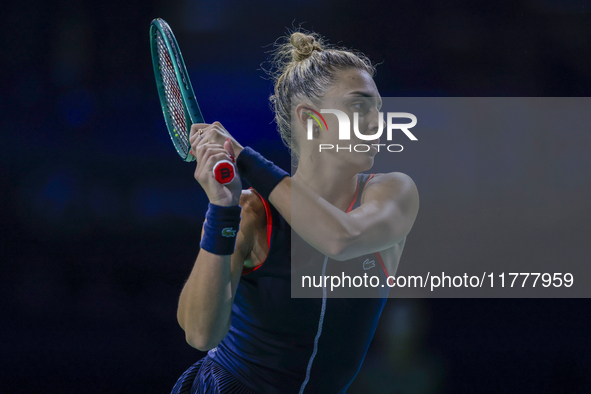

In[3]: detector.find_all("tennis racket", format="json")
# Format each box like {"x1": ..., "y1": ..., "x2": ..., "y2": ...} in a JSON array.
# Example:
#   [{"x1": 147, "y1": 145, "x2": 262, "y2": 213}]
[{"x1": 150, "y1": 18, "x2": 235, "y2": 185}]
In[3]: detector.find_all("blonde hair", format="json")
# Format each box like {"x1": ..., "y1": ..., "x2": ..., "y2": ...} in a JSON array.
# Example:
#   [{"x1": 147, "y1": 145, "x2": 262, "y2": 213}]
[{"x1": 262, "y1": 27, "x2": 378, "y2": 157}]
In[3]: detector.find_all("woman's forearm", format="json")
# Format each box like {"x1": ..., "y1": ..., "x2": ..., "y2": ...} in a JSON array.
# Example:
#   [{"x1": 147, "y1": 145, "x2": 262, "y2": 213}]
[
  {"x1": 236, "y1": 148, "x2": 417, "y2": 261},
  {"x1": 269, "y1": 174, "x2": 417, "y2": 261},
  {"x1": 235, "y1": 148, "x2": 359, "y2": 258},
  {"x1": 177, "y1": 250, "x2": 235, "y2": 351},
  {"x1": 269, "y1": 177, "x2": 354, "y2": 260}
]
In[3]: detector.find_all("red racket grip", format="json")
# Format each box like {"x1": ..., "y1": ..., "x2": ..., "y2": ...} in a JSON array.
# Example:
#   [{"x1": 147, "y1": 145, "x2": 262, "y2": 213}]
[{"x1": 213, "y1": 159, "x2": 235, "y2": 184}]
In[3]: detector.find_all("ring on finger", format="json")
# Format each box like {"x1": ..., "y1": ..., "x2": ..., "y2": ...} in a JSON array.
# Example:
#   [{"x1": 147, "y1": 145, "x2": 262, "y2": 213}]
[{"x1": 198, "y1": 129, "x2": 204, "y2": 139}]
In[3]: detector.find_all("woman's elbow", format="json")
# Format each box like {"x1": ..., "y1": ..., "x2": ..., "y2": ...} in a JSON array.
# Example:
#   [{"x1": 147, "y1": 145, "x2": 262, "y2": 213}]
[
  {"x1": 325, "y1": 233, "x2": 358, "y2": 261},
  {"x1": 185, "y1": 331, "x2": 220, "y2": 351},
  {"x1": 328, "y1": 247, "x2": 358, "y2": 261},
  {"x1": 183, "y1": 321, "x2": 230, "y2": 352}
]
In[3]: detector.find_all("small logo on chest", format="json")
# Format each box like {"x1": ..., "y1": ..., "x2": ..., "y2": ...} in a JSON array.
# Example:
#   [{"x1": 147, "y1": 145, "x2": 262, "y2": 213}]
[{"x1": 363, "y1": 259, "x2": 376, "y2": 270}]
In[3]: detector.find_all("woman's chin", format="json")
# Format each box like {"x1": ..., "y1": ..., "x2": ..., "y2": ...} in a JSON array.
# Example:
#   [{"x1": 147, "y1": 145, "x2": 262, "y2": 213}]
[{"x1": 358, "y1": 154, "x2": 375, "y2": 172}]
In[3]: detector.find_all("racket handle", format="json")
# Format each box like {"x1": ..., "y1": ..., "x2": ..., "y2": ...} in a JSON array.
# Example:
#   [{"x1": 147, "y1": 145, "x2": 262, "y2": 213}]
[{"x1": 213, "y1": 160, "x2": 235, "y2": 184}]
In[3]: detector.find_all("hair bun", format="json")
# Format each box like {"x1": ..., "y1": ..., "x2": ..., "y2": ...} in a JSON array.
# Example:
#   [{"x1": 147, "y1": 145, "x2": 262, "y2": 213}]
[{"x1": 290, "y1": 32, "x2": 322, "y2": 61}]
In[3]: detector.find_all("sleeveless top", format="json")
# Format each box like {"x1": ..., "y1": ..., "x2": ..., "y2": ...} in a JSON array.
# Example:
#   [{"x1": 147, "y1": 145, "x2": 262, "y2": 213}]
[{"x1": 207, "y1": 173, "x2": 396, "y2": 393}]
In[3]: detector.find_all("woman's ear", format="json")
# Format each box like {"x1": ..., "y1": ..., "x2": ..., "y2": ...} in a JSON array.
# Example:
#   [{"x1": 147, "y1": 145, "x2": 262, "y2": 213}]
[
  {"x1": 295, "y1": 103, "x2": 315, "y2": 129},
  {"x1": 295, "y1": 102, "x2": 323, "y2": 140}
]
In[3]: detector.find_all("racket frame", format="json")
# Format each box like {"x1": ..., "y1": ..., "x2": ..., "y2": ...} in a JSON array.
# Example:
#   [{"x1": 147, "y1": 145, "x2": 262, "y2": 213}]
[{"x1": 150, "y1": 18, "x2": 203, "y2": 162}]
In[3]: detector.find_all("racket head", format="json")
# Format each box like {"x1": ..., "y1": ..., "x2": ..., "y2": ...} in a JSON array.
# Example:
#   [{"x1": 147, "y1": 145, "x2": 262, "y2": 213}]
[{"x1": 150, "y1": 18, "x2": 204, "y2": 162}]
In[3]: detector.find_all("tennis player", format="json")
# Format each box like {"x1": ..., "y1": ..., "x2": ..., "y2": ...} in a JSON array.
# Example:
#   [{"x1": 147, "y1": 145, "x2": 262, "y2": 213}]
[{"x1": 170, "y1": 29, "x2": 419, "y2": 394}]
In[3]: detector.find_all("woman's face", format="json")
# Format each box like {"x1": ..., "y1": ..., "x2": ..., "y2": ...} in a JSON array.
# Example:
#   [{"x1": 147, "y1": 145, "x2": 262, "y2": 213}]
[{"x1": 295, "y1": 68, "x2": 384, "y2": 170}]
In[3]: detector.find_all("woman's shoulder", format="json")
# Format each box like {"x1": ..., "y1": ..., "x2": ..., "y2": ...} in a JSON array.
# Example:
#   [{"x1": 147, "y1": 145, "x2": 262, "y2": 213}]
[
  {"x1": 367, "y1": 171, "x2": 415, "y2": 184},
  {"x1": 362, "y1": 172, "x2": 419, "y2": 205},
  {"x1": 365, "y1": 172, "x2": 417, "y2": 192}
]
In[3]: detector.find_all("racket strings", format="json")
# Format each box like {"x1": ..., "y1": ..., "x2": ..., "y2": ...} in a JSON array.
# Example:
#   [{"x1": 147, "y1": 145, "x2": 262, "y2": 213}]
[
  {"x1": 162, "y1": 24, "x2": 188, "y2": 89},
  {"x1": 155, "y1": 30, "x2": 190, "y2": 156}
]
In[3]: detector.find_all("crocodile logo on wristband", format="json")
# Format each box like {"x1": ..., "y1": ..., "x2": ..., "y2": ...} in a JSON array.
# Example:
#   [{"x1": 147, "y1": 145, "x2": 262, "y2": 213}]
[{"x1": 221, "y1": 228, "x2": 237, "y2": 238}]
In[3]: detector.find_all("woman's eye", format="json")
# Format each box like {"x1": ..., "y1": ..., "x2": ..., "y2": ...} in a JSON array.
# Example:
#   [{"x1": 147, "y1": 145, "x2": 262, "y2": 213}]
[{"x1": 353, "y1": 102, "x2": 368, "y2": 111}]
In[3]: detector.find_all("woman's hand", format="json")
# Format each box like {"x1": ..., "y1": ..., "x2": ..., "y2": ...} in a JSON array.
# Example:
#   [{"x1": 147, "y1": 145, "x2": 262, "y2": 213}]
[
  {"x1": 189, "y1": 121, "x2": 244, "y2": 160},
  {"x1": 190, "y1": 133, "x2": 242, "y2": 207}
]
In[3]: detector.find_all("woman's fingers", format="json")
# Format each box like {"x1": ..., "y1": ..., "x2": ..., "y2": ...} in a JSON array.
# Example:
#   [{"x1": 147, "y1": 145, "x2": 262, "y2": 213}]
[
  {"x1": 188, "y1": 126, "x2": 242, "y2": 206},
  {"x1": 189, "y1": 121, "x2": 234, "y2": 146},
  {"x1": 193, "y1": 143, "x2": 227, "y2": 164},
  {"x1": 195, "y1": 152, "x2": 234, "y2": 186},
  {"x1": 191, "y1": 143, "x2": 233, "y2": 181},
  {"x1": 190, "y1": 133, "x2": 219, "y2": 158},
  {"x1": 204, "y1": 152, "x2": 233, "y2": 172},
  {"x1": 224, "y1": 138, "x2": 236, "y2": 161},
  {"x1": 189, "y1": 123, "x2": 209, "y2": 145}
]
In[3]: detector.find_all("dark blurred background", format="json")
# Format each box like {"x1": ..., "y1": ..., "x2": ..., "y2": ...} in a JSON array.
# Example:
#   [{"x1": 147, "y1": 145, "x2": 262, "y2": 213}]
[{"x1": 2, "y1": 0, "x2": 591, "y2": 393}]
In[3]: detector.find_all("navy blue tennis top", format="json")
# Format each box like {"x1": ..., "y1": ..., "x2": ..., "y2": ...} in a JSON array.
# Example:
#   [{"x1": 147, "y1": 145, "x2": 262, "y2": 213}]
[{"x1": 206, "y1": 173, "x2": 395, "y2": 393}]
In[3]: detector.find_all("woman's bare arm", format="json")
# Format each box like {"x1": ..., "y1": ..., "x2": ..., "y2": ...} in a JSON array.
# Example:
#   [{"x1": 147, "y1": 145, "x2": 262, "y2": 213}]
[
  {"x1": 176, "y1": 191, "x2": 262, "y2": 351},
  {"x1": 269, "y1": 172, "x2": 419, "y2": 261}
]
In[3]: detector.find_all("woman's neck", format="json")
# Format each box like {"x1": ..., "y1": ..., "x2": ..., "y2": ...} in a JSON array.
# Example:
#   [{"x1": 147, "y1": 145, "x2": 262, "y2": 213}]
[{"x1": 292, "y1": 158, "x2": 359, "y2": 211}]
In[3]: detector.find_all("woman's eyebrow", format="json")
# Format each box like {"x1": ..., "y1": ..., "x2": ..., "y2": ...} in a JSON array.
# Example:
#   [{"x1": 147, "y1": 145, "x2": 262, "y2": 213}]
[{"x1": 347, "y1": 91, "x2": 383, "y2": 108}]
